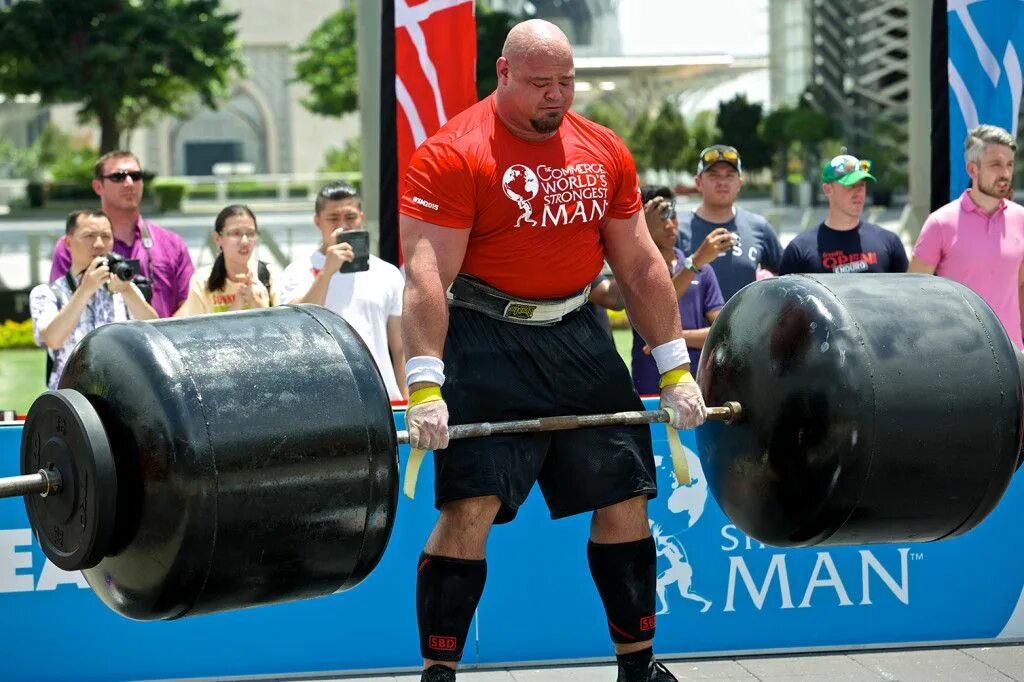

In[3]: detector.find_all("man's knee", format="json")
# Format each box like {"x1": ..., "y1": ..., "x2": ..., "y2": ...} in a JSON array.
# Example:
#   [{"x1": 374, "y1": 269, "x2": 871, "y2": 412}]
[
  {"x1": 426, "y1": 496, "x2": 502, "y2": 557},
  {"x1": 591, "y1": 495, "x2": 650, "y2": 543}
]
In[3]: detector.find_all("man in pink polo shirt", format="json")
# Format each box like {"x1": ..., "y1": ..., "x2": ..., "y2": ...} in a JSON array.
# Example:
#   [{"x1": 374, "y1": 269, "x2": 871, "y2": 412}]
[
  {"x1": 49, "y1": 150, "x2": 194, "y2": 317},
  {"x1": 910, "y1": 124, "x2": 1024, "y2": 348}
]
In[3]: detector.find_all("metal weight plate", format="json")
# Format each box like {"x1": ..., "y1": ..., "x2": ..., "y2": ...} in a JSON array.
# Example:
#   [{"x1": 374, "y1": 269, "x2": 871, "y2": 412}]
[{"x1": 20, "y1": 390, "x2": 118, "y2": 571}]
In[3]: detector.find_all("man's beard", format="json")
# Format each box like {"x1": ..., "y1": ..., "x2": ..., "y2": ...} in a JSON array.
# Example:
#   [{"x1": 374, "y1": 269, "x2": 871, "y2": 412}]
[
  {"x1": 530, "y1": 111, "x2": 564, "y2": 134},
  {"x1": 979, "y1": 177, "x2": 1012, "y2": 199}
]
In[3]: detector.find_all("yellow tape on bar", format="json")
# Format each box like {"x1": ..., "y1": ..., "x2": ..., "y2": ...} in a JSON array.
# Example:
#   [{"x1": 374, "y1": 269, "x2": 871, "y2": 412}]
[
  {"x1": 404, "y1": 448, "x2": 427, "y2": 499},
  {"x1": 402, "y1": 385, "x2": 444, "y2": 500},
  {"x1": 662, "y1": 408, "x2": 692, "y2": 486}
]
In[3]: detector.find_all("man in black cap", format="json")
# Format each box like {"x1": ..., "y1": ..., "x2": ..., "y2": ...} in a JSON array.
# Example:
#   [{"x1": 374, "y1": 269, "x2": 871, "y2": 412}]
[{"x1": 676, "y1": 144, "x2": 784, "y2": 300}]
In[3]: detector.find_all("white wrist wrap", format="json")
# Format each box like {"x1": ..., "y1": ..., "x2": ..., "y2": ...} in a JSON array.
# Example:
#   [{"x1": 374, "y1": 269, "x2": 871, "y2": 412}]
[
  {"x1": 651, "y1": 339, "x2": 691, "y2": 375},
  {"x1": 405, "y1": 355, "x2": 446, "y2": 387}
]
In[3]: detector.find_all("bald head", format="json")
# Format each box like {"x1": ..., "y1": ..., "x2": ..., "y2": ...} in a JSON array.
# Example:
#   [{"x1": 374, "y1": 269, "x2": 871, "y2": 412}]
[
  {"x1": 501, "y1": 19, "x2": 573, "y2": 65},
  {"x1": 494, "y1": 19, "x2": 576, "y2": 140}
]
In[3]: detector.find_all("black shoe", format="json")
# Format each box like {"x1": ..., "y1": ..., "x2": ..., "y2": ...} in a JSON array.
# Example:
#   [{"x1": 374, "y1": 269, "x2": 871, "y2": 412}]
[
  {"x1": 646, "y1": 660, "x2": 679, "y2": 681},
  {"x1": 421, "y1": 663, "x2": 456, "y2": 682}
]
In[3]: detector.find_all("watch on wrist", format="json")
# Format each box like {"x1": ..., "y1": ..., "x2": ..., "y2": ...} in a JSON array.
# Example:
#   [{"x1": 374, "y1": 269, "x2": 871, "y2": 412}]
[{"x1": 683, "y1": 256, "x2": 701, "y2": 273}]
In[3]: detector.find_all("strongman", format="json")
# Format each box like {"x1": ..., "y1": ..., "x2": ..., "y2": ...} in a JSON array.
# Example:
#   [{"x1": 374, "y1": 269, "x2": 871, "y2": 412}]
[{"x1": 399, "y1": 19, "x2": 706, "y2": 682}]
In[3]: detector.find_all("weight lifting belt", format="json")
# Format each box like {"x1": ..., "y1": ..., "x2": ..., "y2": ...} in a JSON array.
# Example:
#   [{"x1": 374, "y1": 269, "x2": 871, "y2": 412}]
[
  {"x1": 588, "y1": 537, "x2": 658, "y2": 644},
  {"x1": 417, "y1": 552, "x2": 487, "y2": 662},
  {"x1": 447, "y1": 274, "x2": 591, "y2": 326}
]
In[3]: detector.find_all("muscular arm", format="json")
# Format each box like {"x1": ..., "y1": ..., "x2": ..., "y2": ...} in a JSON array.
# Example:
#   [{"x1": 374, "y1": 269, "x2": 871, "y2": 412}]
[
  {"x1": 400, "y1": 215, "x2": 470, "y2": 387},
  {"x1": 387, "y1": 315, "x2": 408, "y2": 399},
  {"x1": 907, "y1": 257, "x2": 937, "y2": 275},
  {"x1": 601, "y1": 210, "x2": 683, "y2": 353}
]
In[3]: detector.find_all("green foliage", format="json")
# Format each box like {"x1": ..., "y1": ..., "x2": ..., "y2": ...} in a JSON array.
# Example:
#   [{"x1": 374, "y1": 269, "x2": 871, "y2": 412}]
[
  {"x1": 646, "y1": 100, "x2": 688, "y2": 171},
  {"x1": 49, "y1": 146, "x2": 96, "y2": 183},
  {"x1": 0, "y1": 320, "x2": 34, "y2": 349},
  {"x1": 859, "y1": 118, "x2": 907, "y2": 191},
  {"x1": 716, "y1": 94, "x2": 770, "y2": 171},
  {"x1": 321, "y1": 139, "x2": 361, "y2": 173},
  {"x1": 627, "y1": 113, "x2": 653, "y2": 171},
  {"x1": 292, "y1": 7, "x2": 358, "y2": 117},
  {"x1": 678, "y1": 110, "x2": 719, "y2": 172},
  {"x1": 0, "y1": 0, "x2": 244, "y2": 152},
  {"x1": 475, "y1": 3, "x2": 520, "y2": 99},
  {"x1": 152, "y1": 180, "x2": 188, "y2": 212},
  {"x1": 583, "y1": 100, "x2": 630, "y2": 138}
]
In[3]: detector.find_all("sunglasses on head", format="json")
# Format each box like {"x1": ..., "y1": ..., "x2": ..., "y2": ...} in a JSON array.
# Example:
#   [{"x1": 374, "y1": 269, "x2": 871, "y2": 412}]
[
  {"x1": 700, "y1": 148, "x2": 739, "y2": 164},
  {"x1": 102, "y1": 171, "x2": 144, "y2": 183},
  {"x1": 828, "y1": 155, "x2": 872, "y2": 177}
]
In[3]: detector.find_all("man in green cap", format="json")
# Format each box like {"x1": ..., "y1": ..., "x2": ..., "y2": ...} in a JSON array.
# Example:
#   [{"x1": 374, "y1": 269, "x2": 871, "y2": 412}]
[{"x1": 779, "y1": 153, "x2": 908, "y2": 274}]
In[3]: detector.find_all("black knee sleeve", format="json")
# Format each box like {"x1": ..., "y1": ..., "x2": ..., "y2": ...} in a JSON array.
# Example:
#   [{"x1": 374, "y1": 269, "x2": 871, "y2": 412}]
[
  {"x1": 587, "y1": 537, "x2": 657, "y2": 644},
  {"x1": 417, "y1": 553, "x2": 487, "y2": 662}
]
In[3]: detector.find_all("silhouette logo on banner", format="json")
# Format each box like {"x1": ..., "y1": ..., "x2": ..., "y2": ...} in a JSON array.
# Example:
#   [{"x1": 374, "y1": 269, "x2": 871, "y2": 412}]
[
  {"x1": 651, "y1": 446, "x2": 712, "y2": 615},
  {"x1": 650, "y1": 441, "x2": 915, "y2": 619}
]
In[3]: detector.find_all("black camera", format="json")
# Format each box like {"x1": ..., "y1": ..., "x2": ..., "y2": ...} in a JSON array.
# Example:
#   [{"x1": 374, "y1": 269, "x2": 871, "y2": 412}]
[{"x1": 105, "y1": 252, "x2": 141, "y2": 282}]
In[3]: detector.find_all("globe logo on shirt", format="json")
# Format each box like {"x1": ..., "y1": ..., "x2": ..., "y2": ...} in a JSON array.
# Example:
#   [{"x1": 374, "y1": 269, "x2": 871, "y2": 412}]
[{"x1": 501, "y1": 164, "x2": 539, "y2": 227}]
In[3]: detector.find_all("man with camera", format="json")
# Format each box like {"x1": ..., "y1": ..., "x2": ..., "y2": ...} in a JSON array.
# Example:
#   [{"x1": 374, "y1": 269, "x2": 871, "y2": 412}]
[
  {"x1": 278, "y1": 181, "x2": 407, "y2": 401},
  {"x1": 30, "y1": 210, "x2": 158, "y2": 389},
  {"x1": 48, "y1": 150, "x2": 194, "y2": 317}
]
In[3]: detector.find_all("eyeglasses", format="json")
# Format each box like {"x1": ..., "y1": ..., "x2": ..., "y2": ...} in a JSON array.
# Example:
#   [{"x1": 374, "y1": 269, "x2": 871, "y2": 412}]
[
  {"x1": 102, "y1": 171, "x2": 144, "y2": 183},
  {"x1": 828, "y1": 155, "x2": 872, "y2": 177},
  {"x1": 221, "y1": 230, "x2": 258, "y2": 241},
  {"x1": 700, "y1": 148, "x2": 739, "y2": 165}
]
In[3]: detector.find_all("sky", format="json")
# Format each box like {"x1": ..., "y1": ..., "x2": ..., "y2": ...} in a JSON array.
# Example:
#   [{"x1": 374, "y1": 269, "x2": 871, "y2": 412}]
[{"x1": 617, "y1": 0, "x2": 769, "y2": 58}]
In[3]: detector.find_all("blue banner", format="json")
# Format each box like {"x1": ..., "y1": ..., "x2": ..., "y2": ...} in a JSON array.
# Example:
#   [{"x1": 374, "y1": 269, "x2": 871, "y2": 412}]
[
  {"x1": 1, "y1": 402, "x2": 1023, "y2": 681},
  {"x1": 946, "y1": 0, "x2": 1024, "y2": 199}
]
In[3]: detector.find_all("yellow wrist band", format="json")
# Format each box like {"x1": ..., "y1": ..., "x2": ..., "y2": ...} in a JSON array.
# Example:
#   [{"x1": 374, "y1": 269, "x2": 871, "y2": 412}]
[
  {"x1": 659, "y1": 367, "x2": 694, "y2": 389},
  {"x1": 408, "y1": 385, "x2": 443, "y2": 408}
]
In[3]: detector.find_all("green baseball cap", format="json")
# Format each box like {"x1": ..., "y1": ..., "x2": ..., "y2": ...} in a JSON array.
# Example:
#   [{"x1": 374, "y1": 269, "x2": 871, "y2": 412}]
[{"x1": 821, "y1": 154, "x2": 876, "y2": 185}]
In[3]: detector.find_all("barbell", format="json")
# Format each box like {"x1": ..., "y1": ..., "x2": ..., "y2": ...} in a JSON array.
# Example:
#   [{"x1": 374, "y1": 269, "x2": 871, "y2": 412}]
[{"x1": 0, "y1": 273, "x2": 1020, "y2": 621}]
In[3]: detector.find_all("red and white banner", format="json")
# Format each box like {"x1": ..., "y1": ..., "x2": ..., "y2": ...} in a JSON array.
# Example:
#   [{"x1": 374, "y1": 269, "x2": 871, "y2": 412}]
[{"x1": 395, "y1": 0, "x2": 477, "y2": 206}]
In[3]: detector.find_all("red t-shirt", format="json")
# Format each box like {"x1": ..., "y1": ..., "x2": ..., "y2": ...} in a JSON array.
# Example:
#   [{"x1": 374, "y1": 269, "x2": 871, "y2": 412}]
[{"x1": 400, "y1": 95, "x2": 641, "y2": 298}]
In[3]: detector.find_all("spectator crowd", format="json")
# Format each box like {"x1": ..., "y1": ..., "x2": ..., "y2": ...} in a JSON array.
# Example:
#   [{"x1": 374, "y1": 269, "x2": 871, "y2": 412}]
[{"x1": 29, "y1": 121, "x2": 1024, "y2": 396}]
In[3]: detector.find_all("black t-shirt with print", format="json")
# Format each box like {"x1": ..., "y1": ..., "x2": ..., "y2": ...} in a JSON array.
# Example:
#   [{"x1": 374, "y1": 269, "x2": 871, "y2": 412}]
[{"x1": 779, "y1": 221, "x2": 909, "y2": 275}]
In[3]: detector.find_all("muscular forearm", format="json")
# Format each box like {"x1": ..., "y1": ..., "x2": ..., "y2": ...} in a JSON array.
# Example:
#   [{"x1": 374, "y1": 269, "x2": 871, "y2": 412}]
[{"x1": 402, "y1": 279, "x2": 450, "y2": 367}]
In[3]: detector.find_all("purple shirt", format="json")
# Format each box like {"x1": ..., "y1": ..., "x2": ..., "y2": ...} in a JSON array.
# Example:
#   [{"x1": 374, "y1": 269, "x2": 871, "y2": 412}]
[
  {"x1": 913, "y1": 190, "x2": 1024, "y2": 349},
  {"x1": 631, "y1": 248, "x2": 725, "y2": 395},
  {"x1": 50, "y1": 216, "x2": 194, "y2": 318}
]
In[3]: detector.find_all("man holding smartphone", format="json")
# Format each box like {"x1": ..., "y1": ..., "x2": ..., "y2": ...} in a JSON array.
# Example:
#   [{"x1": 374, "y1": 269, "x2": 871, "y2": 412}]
[{"x1": 278, "y1": 181, "x2": 407, "y2": 400}]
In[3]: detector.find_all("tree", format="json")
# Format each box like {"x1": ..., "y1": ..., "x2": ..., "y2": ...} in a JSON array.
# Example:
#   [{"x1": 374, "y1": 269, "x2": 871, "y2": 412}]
[
  {"x1": 475, "y1": 4, "x2": 521, "y2": 100},
  {"x1": 716, "y1": 94, "x2": 770, "y2": 171},
  {"x1": 583, "y1": 100, "x2": 629, "y2": 138},
  {"x1": 761, "y1": 106, "x2": 794, "y2": 182},
  {"x1": 0, "y1": 0, "x2": 244, "y2": 152},
  {"x1": 646, "y1": 100, "x2": 688, "y2": 172},
  {"x1": 293, "y1": 7, "x2": 358, "y2": 117},
  {"x1": 321, "y1": 139, "x2": 361, "y2": 173},
  {"x1": 678, "y1": 110, "x2": 719, "y2": 172}
]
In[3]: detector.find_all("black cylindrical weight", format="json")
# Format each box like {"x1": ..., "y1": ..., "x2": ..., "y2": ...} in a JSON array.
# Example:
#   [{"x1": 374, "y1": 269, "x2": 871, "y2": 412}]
[
  {"x1": 697, "y1": 274, "x2": 1022, "y2": 547},
  {"x1": 55, "y1": 305, "x2": 398, "y2": 620}
]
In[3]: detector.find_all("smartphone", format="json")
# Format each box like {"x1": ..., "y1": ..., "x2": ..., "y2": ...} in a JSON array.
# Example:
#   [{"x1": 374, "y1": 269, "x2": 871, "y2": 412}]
[{"x1": 336, "y1": 230, "x2": 370, "y2": 273}]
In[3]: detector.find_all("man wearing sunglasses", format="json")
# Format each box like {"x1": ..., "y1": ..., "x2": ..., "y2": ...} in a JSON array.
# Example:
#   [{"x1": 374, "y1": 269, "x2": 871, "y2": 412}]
[
  {"x1": 48, "y1": 150, "x2": 195, "y2": 317},
  {"x1": 909, "y1": 125, "x2": 1024, "y2": 349},
  {"x1": 779, "y1": 154, "x2": 908, "y2": 275},
  {"x1": 677, "y1": 145, "x2": 784, "y2": 300}
]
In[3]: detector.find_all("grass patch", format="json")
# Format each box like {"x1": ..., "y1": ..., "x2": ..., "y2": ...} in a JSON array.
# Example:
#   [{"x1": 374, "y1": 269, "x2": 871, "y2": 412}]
[{"x1": 0, "y1": 348, "x2": 46, "y2": 414}]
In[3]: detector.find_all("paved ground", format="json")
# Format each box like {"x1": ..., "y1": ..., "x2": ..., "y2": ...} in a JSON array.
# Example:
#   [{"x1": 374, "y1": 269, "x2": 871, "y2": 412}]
[{"x1": 299, "y1": 644, "x2": 1024, "y2": 681}]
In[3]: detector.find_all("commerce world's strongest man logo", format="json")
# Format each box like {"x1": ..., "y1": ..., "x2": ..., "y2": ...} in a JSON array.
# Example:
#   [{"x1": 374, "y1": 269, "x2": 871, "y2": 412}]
[{"x1": 501, "y1": 164, "x2": 539, "y2": 227}]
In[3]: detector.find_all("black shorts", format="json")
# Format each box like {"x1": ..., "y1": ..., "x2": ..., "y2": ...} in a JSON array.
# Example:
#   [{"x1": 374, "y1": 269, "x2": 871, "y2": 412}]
[{"x1": 436, "y1": 305, "x2": 657, "y2": 524}]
